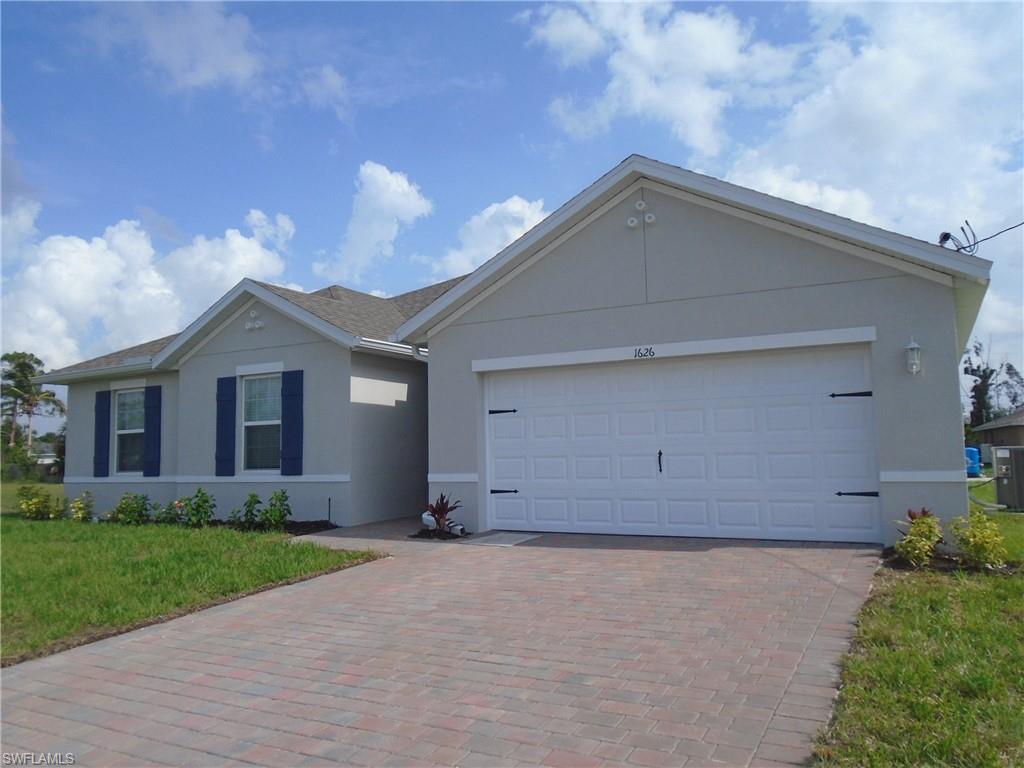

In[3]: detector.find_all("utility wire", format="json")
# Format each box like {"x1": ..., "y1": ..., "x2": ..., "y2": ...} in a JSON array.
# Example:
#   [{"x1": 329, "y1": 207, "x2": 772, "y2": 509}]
[
  {"x1": 938, "y1": 219, "x2": 1024, "y2": 254},
  {"x1": 968, "y1": 220, "x2": 1024, "y2": 249}
]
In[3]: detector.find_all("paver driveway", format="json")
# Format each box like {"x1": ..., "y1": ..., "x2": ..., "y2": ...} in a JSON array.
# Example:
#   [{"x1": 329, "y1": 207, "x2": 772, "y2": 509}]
[{"x1": 1, "y1": 524, "x2": 878, "y2": 767}]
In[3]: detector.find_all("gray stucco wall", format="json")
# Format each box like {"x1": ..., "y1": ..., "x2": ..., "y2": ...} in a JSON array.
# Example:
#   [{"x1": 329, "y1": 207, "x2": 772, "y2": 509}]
[
  {"x1": 426, "y1": 186, "x2": 969, "y2": 544},
  {"x1": 63, "y1": 298, "x2": 422, "y2": 525},
  {"x1": 349, "y1": 351, "x2": 428, "y2": 524}
]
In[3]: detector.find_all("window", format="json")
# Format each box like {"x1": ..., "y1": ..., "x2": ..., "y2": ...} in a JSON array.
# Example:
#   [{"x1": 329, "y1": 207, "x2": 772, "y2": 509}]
[
  {"x1": 115, "y1": 389, "x2": 145, "y2": 473},
  {"x1": 243, "y1": 374, "x2": 281, "y2": 470}
]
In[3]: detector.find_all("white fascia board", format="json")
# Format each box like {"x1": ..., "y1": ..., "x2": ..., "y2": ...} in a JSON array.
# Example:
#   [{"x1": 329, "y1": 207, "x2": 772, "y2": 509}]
[
  {"x1": 153, "y1": 279, "x2": 358, "y2": 369},
  {"x1": 34, "y1": 361, "x2": 153, "y2": 385},
  {"x1": 395, "y1": 154, "x2": 992, "y2": 343},
  {"x1": 472, "y1": 326, "x2": 877, "y2": 373}
]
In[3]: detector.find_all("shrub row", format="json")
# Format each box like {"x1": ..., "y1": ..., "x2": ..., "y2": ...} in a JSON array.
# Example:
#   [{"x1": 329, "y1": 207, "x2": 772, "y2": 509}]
[
  {"x1": 16, "y1": 486, "x2": 292, "y2": 532},
  {"x1": 894, "y1": 507, "x2": 1008, "y2": 569}
]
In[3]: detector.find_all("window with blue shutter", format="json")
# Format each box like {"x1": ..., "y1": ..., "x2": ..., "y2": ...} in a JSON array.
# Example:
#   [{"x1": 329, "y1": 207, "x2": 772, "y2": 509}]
[
  {"x1": 215, "y1": 376, "x2": 236, "y2": 476},
  {"x1": 281, "y1": 370, "x2": 304, "y2": 476},
  {"x1": 143, "y1": 385, "x2": 162, "y2": 477},
  {"x1": 93, "y1": 390, "x2": 111, "y2": 477}
]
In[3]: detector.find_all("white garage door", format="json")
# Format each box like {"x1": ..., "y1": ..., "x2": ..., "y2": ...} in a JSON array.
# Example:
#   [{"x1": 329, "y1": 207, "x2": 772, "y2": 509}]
[{"x1": 485, "y1": 345, "x2": 882, "y2": 543}]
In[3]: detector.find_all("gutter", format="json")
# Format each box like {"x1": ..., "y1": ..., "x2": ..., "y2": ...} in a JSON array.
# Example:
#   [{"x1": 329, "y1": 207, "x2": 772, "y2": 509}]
[{"x1": 33, "y1": 359, "x2": 153, "y2": 385}]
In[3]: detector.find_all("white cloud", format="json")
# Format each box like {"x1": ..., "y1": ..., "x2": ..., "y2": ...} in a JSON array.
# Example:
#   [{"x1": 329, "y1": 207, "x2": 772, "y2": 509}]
[
  {"x1": 432, "y1": 196, "x2": 548, "y2": 279},
  {"x1": 314, "y1": 161, "x2": 433, "y2": 284},
  {"x1": 245, "y1": 209, "x2": 296, "y2": 252},
  {"x1": 89, "y1": 3, "x2": 263, "y2": 92},
  {"x1": 530, "y1": 4, "x2": 800, "y2": 155},
  {"x1": 1, "y1": 204, "x2": 293, "y2": 370},
  {"x1": 300, "y1": 65, "x2": 350, "y2": 122}
]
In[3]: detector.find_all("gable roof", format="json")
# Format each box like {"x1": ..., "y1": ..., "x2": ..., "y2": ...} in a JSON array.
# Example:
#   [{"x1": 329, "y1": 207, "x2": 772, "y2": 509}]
[
  {"x1": 37, "y1": 275, "x2": 465, "y2": 383},
  {"x1": 393, "y1": 154, "x2": 992, "y2": 346},
  {"x1": 974, "y1": 408, "x2": 1024, "y2": 432}
]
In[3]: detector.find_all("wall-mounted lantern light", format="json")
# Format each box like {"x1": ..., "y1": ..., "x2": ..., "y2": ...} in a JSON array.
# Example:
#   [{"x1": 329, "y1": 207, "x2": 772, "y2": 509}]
[{"x1": 905, "y1": 338, "x2": 921, "y2": 374}]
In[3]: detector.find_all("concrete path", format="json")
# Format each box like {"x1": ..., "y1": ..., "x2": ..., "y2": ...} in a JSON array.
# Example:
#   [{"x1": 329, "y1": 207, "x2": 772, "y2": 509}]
[{"x1": 1, "y1": 521, "x2": 878, "y2": 767}]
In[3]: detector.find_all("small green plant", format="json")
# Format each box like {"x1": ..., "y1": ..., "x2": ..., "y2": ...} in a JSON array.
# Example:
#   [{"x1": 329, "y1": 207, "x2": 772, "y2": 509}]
[
  {"x1": 153, "y1": 499, "x2": 185, "y2": 525},
  {"x1": 893, "y1": 507, "x2": 942, "y2": 568},
  {"x1": 107, "y1": 493, "x2": 152, "y2": 525},
  {"x1": 182, "y1": 488, "x2": 216, "y2": 528},
  {"x1": 951, "y1": 509, "x2": 1008, "y2": 569},
  {"x1": 17, "y1": 485, "x2": 54, "y2": 520},
  {"x1": 69, "y1": 491, "x2": 94, "y2": 522},
  {"x1": 260, "y1": 489, "x2": 292, "y2": 531}
]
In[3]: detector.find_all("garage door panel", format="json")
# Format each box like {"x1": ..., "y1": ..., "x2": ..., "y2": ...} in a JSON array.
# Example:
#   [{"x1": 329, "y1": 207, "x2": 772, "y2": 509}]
[{"x1": 486, "y1": 345, "x2": 881, "y2": 543}]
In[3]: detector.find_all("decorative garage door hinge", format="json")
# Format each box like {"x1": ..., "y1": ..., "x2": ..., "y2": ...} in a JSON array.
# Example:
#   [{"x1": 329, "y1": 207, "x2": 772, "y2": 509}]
[
  {"x1": 828, "y1": 390, "x2": 873, "y2": 398},
  {"x1": 835, "y1": 491, "x2": 880, "y2": 497},
  {"x1": 488, "y1": 408, "x2": 518, "y2": 414},
  {"x1": 490, "y1": 489, "x2": 519, "y2": 494}
]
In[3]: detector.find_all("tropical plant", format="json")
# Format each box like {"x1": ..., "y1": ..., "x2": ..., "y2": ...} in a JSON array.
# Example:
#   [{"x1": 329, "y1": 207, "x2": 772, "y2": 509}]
[
  {"x1": 182, "y1": 488, "x2": 216, "y2": 528},
  {"x1": 426, "y1": 493, "x2": 462, "y2": 533},
  {"x1": 153, "y1": 499, "x2": 185, "y2": 525},
  {"x1": 951, "y1": 509, "x2": 1008, "y2": 569},
  {"x1": 260, "y1": 489, "x2": 292, "y2": 532},
  {"x1": 69, "y1": 491, "x2": 95, "y2": 523},
  {"x1": 1, "y1": 352, "x2": 65, "y2": 454},
  {"x1": 963, "y1": 339, "x2": 1024, "y2": 427},
  {"x1": 893, "y1": 507, "x2": 943, "y2": 568},
  {"x1": 107, "y1": 492, "x2": 151, "y2": 525}
]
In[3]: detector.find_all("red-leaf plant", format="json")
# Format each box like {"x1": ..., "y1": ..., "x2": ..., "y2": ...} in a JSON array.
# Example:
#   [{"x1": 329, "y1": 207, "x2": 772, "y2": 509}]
[
  {"x1": 427, "y1": 493, "x2": 462, "y2": 533},
  {"x1": 907, "y1": 507, "x2": 933, "y2": 520}
]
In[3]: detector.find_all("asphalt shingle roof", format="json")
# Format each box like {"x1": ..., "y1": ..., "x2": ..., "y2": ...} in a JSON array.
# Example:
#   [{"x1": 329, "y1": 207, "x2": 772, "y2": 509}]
[
  {"x1": 45, "y1": 276, "x2": 466, "y2": 378},
  {"x1": 974, "y1": 408, "x2": 1024, "y2": 432}
]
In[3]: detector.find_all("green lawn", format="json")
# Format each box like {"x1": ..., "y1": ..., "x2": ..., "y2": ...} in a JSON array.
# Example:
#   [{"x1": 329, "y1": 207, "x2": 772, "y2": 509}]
[
  {"x1": 816, "y1": 513, "x2": 1024, "y2": 767},
  {"x1": 1, "y1": 501, "x2": 378, "y2": 665},
  {"x1": 1, "y1": 481, "x2": 64, "y2": 515}
]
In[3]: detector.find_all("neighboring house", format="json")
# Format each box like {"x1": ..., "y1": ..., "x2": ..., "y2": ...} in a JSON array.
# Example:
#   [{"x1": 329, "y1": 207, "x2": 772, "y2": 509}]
[
  {"x1": 43, "y1": 155, "x2": 991, "y2": 545},
  {"x1": 32, "y1": 442, "x2": 58, "y2": 465},
  {"x1": 38, "y1": 278, "x2": 463, "y2": 525},
  {"x1": 393, "y1": 155, "x2": 991, "y2": 546},
  {"x1": 974, "y1": 409, "x2": 1024, "y2": 449}
]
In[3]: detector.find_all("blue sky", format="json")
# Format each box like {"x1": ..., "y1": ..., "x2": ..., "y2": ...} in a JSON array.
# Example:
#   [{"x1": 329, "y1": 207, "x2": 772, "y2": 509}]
[{"x1": 2, "y1": 2, "x2": 1022, "y2": 407}]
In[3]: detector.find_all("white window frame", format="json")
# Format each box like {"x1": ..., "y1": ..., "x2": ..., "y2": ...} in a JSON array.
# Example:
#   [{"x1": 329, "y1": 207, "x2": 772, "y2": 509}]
[
  {"x1": 113, "y1": 387, "x2": 145, "y2": 475},
  {"x1": 241, "y1": 373, "x2": 282, "y2": 473}
]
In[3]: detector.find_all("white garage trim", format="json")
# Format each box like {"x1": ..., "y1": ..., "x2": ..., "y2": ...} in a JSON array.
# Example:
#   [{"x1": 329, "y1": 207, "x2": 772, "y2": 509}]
[
  {"x1": 472, "y1": 326, "x2": 877, "y2": 373},
  {"x1": 428, "y1": 473, "x2": 479, "y2": 483},
  {"x1": 880, "y1": 471, "x2": 965, "y2": 482}
]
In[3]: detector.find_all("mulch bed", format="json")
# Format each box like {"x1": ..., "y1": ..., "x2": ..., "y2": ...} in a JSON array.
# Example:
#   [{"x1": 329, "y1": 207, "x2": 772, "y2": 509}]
[
  {"x1": 285, "y1": 519, "x2": 338, "y2": 536},
  {"x1": 408, "y1": 528, "x2": 469, "y2": 541},
  {"x1": 880, "y1": 548, "x2": 1021, "y2": 575}
]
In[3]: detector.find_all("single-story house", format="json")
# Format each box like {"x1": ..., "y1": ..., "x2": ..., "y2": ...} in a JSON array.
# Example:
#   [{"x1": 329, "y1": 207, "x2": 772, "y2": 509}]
[
  {"x1": 42, "y1": 155, "x2": 991, "y2": 544},
  {"x1": 39, "y1": 278, "x2": 462, "y2": 525},
  {"x1": 974, "y1": 408, "x2": 1024, "y2": 449}
]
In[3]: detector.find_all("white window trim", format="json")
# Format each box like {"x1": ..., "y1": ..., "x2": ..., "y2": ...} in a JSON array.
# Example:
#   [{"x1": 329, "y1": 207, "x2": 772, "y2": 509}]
[
  {"x1": 114, "y1": 387, "x2": 145, "y2": 475},
  {"x1": 241, "y1": 372, "x2": 282, "y2": 473}
]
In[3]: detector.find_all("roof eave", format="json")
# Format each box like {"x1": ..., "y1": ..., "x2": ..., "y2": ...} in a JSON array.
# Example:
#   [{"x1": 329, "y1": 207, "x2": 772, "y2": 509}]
[{"x1": 34, "y1": 360, "x2": 154, "y2": 385}]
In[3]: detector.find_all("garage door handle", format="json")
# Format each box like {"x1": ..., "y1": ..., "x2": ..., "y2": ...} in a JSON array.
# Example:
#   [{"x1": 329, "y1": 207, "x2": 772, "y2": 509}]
[
  {"x1": 657, "y1": 450, "x2": 663, "y2": 473},
  {"x1": 835, "y1": 491, "x2": 879, "y2": 497}
]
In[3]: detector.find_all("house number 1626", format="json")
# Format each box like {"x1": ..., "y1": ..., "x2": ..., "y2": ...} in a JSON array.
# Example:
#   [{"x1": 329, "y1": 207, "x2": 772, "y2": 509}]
[{"x1": 633, "y1": 346, "x2": 656, "y2": 358}]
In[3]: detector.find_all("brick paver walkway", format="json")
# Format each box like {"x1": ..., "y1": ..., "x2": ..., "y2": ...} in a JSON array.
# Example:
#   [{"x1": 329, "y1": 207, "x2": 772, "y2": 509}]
[{"x1": 1, "y1": 526, "x2": 878, "y2": 767}]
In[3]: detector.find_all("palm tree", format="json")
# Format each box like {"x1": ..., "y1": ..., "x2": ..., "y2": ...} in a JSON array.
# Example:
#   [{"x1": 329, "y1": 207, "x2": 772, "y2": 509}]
[{"x1": 1, "y1": 352, "x2": 64, "y2": 453}]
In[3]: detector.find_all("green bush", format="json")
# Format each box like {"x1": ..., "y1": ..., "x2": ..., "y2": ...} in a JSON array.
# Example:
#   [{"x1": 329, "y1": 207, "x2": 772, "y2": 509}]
[
  {"x1": 260, "y1": 489, "x2": 292, "y2": 531},
  {"x1": 951, "y1": 509, "x2": 1008, "y2": 569},
  {"x1": 153, "y1": 499, "x2": 184, "y2": 525},
  {"x1": 229, "y1": 492, "x2": 262, "y2": 531},
  {"x1": 182, "y1": 488, "x2": 215, "y2": 528},
  {"x1": 107, "y1": 492, "x2": 151, "y2": 525},
  {"x1": 69, "y1": 491, "x2": 94, "y2": 522},
  {"x1": 17, "y1": 485, "x2": 58, "y2": 520},
  {"x1": 894, "y1": 509, "x2": 943, "y2": 568}
]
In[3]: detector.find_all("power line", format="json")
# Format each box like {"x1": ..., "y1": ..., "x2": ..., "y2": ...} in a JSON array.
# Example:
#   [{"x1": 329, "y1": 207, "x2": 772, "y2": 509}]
[{"x1": 938, "y1": 219, "x2": 1024, "y2": 254}]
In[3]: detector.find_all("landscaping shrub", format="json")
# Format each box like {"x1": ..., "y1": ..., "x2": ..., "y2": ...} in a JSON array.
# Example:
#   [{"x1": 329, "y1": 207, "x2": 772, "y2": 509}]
[
  {"x1": 17, "y1": 485, "x2": 58, "y2": 520},
  {"x1": 893, "y1": 508, "x2": 942, "y2": 568},
  {"x1": 230, "y1": 492, "x2": 262, "y2": 531},
  {"x1": 260, "y1": 489, "x2": 292, "y2": 531},
  {"x1": 427, "y1": 492, "x2": 461, "y2": 533},
  {"x1": 951, "y1": 509, "x2": 1008, "y2": 569},
  {"x1": 153, "y1": 499, "x2": 185, "y2": 525},
  {"x1": 181, "y1": 488, "x2": 216, "y2": 528},
  {"x1": 68, "y1": 491, "x2": 94, "y2": 523},
  {"x1": 107, "y1": 492, "x2": 151, "y2": 525}
]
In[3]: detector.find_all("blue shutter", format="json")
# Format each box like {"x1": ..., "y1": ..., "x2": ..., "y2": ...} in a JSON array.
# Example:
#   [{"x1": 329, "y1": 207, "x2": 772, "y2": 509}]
[
  {"x1": 93, "y1": 390, "x2": 111, "y2": 477},
  {"x1": 215, "y1": 376, "x2": 236, "y2": 477},
  {"x1": 281, "y1": 370, "x2": 303, "y2": 476},
  {"x1": 143, "y1": 385, "x2": 162, "y2": 477}
]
